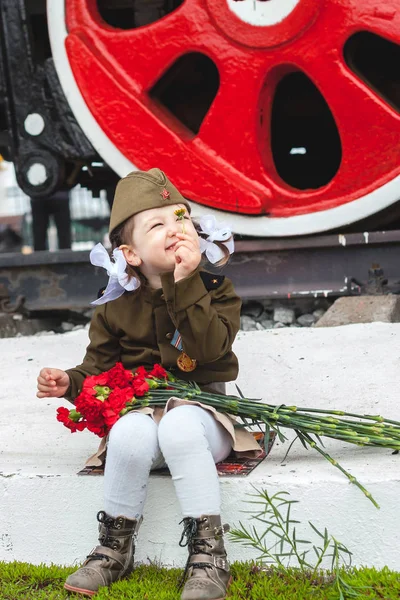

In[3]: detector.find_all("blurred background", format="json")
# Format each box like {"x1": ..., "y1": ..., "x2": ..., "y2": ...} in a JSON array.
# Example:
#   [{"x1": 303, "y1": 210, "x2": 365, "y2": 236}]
[{"x1": 0, "y1": 158, "x2": 110, "y2": 253}]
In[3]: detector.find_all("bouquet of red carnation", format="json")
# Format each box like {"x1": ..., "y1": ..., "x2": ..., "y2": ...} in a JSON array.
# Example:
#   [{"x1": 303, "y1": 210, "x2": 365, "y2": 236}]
[
  {"x1": 56, "y1": 362, "x2": 400, "y2": 508},
  {"x1": 56, "y1": 363, "x2": 169, "y2": 437}
]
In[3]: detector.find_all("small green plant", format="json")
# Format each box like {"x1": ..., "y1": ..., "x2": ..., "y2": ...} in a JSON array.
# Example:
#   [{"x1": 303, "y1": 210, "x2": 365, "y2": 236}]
[
  {"x1": 0, "y1": 560, "x2": 399, "y2": 598},
  {"x1": 229, "y1": 488, "x2": 370, "y2": 599}
]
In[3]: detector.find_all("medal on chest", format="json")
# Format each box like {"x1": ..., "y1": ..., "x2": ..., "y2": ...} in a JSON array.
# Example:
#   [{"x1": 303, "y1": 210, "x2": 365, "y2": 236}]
[
  {"x1": 171, "y1": 330, "x2": 197, "y2": 372},
  {"x1": 176, "y1": 352, "x2": 197, "y2": 372}
]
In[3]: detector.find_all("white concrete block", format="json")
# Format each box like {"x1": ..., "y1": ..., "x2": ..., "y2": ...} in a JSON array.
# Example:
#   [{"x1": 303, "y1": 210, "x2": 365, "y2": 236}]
[{"x1": 1, "y1": 324, "x2": 399, "y2": 569}]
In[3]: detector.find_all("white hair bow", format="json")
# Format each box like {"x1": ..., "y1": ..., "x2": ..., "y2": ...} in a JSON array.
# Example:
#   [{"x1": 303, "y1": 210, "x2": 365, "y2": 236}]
[
  {"x1": 198, "y1": 215, "x2": 234, "y2": 264},
  {"x1": 90, "y1": 243, "x2": 140, "y2": 306}
]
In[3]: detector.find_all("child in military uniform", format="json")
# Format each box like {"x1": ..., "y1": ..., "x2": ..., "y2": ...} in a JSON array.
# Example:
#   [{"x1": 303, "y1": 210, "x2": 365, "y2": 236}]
[{"x1": 36, "y1": 168, "x2": 260, "y2": 600}]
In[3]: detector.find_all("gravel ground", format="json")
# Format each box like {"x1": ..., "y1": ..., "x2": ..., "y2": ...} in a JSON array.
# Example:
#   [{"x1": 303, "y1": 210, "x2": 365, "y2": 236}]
[{"x1": 0, "y1": 297, "x2": 335, "y2": 338}]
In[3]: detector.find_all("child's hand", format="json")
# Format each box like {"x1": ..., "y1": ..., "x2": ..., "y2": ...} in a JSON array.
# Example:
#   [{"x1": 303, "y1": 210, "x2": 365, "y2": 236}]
[
  {"x1": 36, "y1": 368, "x2": 70, "y2": 398},
  {"x1": 174, "y1": 232, "x2": 201, "y2": 282}
]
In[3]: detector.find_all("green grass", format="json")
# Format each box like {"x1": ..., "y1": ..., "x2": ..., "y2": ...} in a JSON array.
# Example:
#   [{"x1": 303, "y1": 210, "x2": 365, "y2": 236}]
[{"x1": 0, "y1": 561, "x2": 399, "y2": 599}]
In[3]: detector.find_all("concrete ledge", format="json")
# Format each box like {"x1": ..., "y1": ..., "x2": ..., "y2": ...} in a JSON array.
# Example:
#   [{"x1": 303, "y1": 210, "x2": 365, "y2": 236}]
[
  {"x1": 316, "y1": 295, "x2": 400, "y2": 327},
  {"x1": 1, "y1": 324, "x2": 399, "y2": 569}
]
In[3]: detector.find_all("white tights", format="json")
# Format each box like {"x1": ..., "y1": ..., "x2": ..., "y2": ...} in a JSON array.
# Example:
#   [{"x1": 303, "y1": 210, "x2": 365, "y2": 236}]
[{"x1": 103, "y1": 405, "x2": 232, "y2": 519}]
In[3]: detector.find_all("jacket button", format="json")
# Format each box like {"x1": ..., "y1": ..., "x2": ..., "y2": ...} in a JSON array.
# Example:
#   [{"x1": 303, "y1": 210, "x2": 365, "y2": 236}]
[{"x1": 166, "y1": 332, "x2": 173, "y2": 340}]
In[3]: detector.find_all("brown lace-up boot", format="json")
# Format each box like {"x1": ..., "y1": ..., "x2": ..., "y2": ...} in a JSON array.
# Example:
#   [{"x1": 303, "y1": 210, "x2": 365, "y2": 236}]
[
  {"x1": 179, "y1": 515, "x2": 232, "y2": 600},
  {"x1": 64, "y1": 510, "x2": 142, "y2": 597}
]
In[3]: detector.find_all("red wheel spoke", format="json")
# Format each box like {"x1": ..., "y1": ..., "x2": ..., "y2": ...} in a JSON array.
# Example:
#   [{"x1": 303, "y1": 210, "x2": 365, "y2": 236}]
[
  {"x1": 67, "y1": 0, "x2": 218, "y2": 93},
  {"x1": 92, "y1": 22, "x2": 206, "y2": 92},
  {"x1": 195, "y1": 61, "x2": 273, "y2": 184},
  {"x1": 316, "y1": 0, "x2": 400, "y2": 42},
  {"x1": 345, "y1": 0, "x2": 399, "y2": 38},
  {"x1": 362, "y1": 17, "x2": 400, "y2": 44},
  {"x1": 64, "y1": 28, "x2": 268, "y2": 213},
  {"x1": 305, "y1": 51, "x2": 400, "y2": 190}
]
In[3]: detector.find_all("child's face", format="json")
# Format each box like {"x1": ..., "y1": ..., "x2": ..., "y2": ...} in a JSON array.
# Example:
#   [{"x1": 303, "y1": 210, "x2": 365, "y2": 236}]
[{"x1": 121, "y1": 203, "x2": 198, "y2": 279}]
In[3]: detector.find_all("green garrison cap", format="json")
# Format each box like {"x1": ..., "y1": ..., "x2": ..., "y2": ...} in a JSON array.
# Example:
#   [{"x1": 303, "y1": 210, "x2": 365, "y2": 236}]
[{"x1": 109, "y1": 168, "x2": 191, "y2": 234}]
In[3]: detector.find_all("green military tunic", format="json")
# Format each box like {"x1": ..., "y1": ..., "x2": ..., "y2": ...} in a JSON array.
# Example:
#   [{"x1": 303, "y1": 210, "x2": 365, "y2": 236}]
[
  {"x1": 65, "y1": 267, "x2": 263, "y2": 462},
  {"x1": 65, "y1": 268, "x2": 241, "y2": 402}
]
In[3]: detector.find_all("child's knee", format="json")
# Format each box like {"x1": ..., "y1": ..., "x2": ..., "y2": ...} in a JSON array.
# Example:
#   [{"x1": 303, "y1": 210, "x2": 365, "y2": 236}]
[
  {"x1": 108, "y1": 412, "x2": 159, "y2": 459},
  {"x1": 158, "y1": 405, "x2": 206, "y2": 453}
]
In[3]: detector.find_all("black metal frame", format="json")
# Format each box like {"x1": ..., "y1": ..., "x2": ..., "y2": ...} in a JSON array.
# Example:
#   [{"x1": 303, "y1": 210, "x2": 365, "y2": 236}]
[
  {"x1": 0, "y1": 231, "x2": 399, "y2": 312},
  {"x1": 0, "y1": 0, "x2": 118, "y2": 197}
]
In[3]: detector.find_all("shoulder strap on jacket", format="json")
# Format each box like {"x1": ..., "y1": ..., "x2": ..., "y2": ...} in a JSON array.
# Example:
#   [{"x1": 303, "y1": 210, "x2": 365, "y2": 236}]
[{"x1": 200, "y1": 271, "x2": 225, "y2": 291}]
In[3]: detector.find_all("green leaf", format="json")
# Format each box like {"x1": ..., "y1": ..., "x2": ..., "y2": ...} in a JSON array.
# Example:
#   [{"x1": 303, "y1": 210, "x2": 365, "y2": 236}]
[
  {"x1": 281, "y1": 436, "x2": 299, "y2": 462},
  {"x1": 295, "y1": 431, "x2": 309, "y2": 450},
  {"x1": 308, "y1": 522, "x2": 326, "y2": 540},
  {"x1": 312, "y1": 545, "x2": 321, "y2": 559},
  {"x1": 235, "y1": 384, "x2": 245, "y2": 398},
  {"x1": 264, "y1": 424, "x2": 271, "y2": 453}
]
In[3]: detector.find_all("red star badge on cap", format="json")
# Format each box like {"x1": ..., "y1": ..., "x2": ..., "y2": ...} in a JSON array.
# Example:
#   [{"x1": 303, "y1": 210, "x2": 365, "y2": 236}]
[{"x1": 160, "y1": 188, "x2": 170, "y2": 200}]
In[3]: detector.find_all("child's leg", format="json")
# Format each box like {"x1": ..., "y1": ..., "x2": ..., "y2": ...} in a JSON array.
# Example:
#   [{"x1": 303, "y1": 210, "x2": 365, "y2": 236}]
[
  {"x1": 158, "y1": 405, "x2": 232, "y2": 600},
  {"x1": 65, "y1": 412, "x2": 161, "y2": 597},
  {"x1": 104, "y1": 411, "x2": 162, "y2": 519},
  {"x1": 158, "y1": 405, "x2": 231, "y2": 516}
]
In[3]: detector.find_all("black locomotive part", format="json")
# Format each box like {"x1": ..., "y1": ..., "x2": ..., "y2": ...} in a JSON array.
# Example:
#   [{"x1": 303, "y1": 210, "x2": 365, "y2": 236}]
[{"x1": 0, "y1": 0, "x2": 119, "y2": 198}]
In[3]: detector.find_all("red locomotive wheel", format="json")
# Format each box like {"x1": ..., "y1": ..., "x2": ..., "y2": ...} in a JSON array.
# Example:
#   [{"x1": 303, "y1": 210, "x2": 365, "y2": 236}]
[{"x1": 48, "y1": 0, "x2": 400, "y2": 236}]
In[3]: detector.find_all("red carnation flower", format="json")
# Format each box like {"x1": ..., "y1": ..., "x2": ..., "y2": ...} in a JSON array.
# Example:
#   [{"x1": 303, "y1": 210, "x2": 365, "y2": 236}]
[
  {"x1": 86, "y1": 418, "x2": 108, "y2": 437},
  {"x1": 107, "y1": 363, "x2": 133, "y2": 388},
  {"x1": 107, "y1": 387, "x2": 134, "y2": 412},
  {"x1": 82, "y1": 373, "x2": 109, "y2": 395},
  {"x1": 56, "y1": 407, "x2": 70, "y2": 423},
  {"x1": 56, "y1": 407, "x2": 86, "y2": 433},
  {"x1": 149, "y1": 364, "x2": 168, "y2": 379},
  {"x1": 57, "y1": 364, "x2": 153, "y2": 438},
  {"x1": 71, "y1": 421, "x2": 87, "y2": 432},
  {"x1": 102, "y1": 407, "x2": 121, "y2": 429},
  {"x1": 135, "y1": 365, "x2": 148, "y2": 378},
  {"x1": 75, "y1": 391, "x2": 104, "y2": 420},
  {"x1": 132, "y1": 378, "x2": 149, "y2": 397}
]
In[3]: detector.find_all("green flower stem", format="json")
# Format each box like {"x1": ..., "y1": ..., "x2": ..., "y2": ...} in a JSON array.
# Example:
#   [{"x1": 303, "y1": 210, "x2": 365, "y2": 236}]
[
  {"x1": 174, "y1": 209, "x2": 186, "y2": 234},
  {"x1": 119, "y1": 376, "x2": 400, "y2": 506},
  {"x1": 141, "y1": 386, "x2": 400, "y2": 450},
  {"x1": 300, "y1": 432, "x2": 380, "y2": 509},
  {"x1": 130, "y1": 380, "x2": 400, "y2": 453},
  {"x1": 289, "y1": 406, "x2": 400, "y2": 427},
  {"x1": 169, "y1": 387, "x2": 399, "y2": 426}
]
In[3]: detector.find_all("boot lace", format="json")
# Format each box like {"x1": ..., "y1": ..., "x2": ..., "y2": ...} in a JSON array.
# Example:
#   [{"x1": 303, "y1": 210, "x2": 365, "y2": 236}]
[
  {"x1": 178, "y1": 517, "x2": 213, "y2": 587},
  {"x1": 86, "y1": 511, "x2": 116, "y2": 563}
]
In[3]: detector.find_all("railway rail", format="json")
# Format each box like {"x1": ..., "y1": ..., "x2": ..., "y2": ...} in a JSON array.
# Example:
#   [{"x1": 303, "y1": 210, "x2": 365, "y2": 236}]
[{"x1": 1, "y1": 230, "x2": 399, "y2": 313}]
